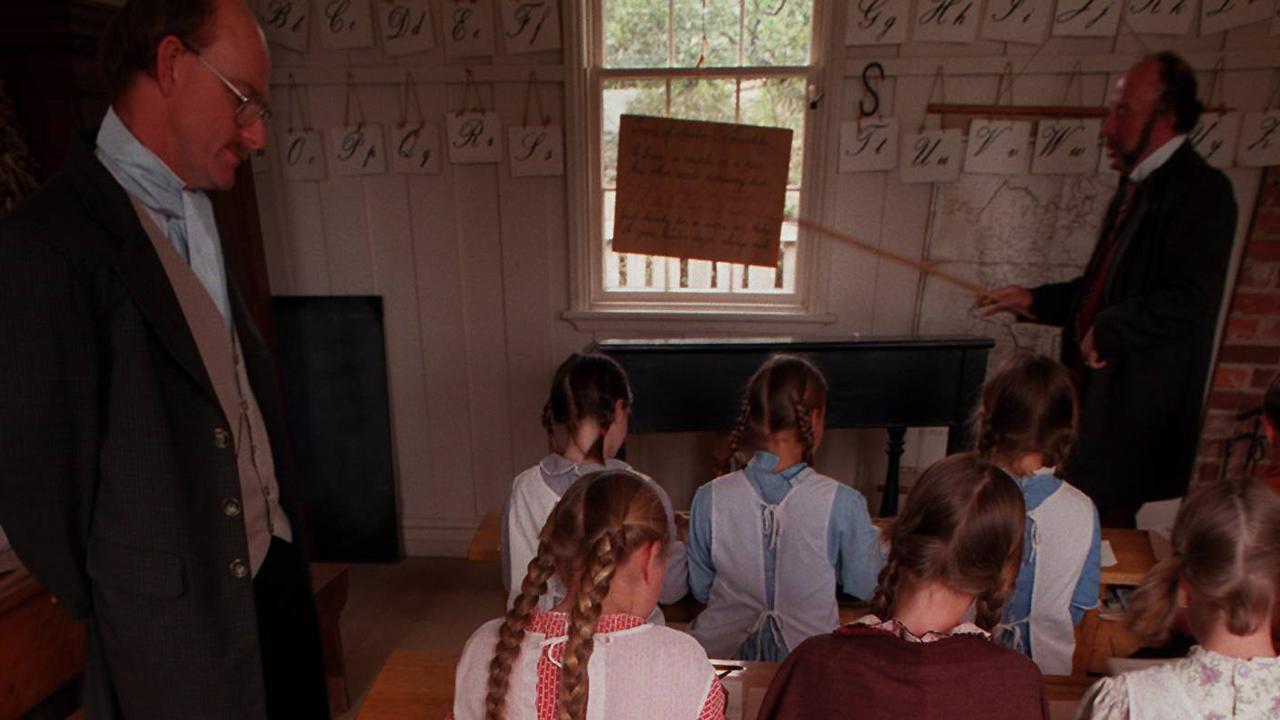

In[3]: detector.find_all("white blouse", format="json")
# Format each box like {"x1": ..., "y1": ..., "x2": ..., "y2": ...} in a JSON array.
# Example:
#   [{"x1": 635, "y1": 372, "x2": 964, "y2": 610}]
[{"x1": 1076, "y1": 646, "x2": 1280, "y2": 720}]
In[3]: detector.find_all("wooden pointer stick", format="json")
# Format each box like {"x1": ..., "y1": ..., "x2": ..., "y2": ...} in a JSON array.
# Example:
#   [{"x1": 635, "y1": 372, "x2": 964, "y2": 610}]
[{"x1": 787, "y1": 216, "x2": 1038, "y2": 322}]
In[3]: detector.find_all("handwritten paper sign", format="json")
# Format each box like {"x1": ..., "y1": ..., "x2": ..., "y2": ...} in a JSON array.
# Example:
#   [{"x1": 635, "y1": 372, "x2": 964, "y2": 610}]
[
  {"x1": 846, "y1": 0, "x2": 910, "y2": 44},
  {"x1": 1032, "y1": 119, "x2": 1101, "y2": 174},
  {"x1": 282, "y1": 129, "x2": 326, "y2": 181},
  {"x1": 508, "y1": 125, "x2": 564, "y2": 177},
  {"x1": 900, "y1": 129, "x2": 964, "y2": 183},
  {"x1": 1124, "y1": 0, "x2": 1195, "y2": 34},
  {"x1": 983, "y1": 0, "x2": 1054, "y2": 43},
  {"x1": 1238, "y1": 111, "x2": 1280, "y2": 167},
  {"x1": 965, "y1": 120, "x2": 1032, "y2": 174},
  {"x1": 839, "y1": 118, "x2": 900, "y2": 172},
  {"x1": 379, "y1": 0, "x2": 435, "y2": 56},
  {"x1": 444, "y1": 0, "x2": 496, "y2": 58},
  {"x1": 913, "y1": 0, "x2": 981, "y2": 42},
  {"x1": 1190, "y1": 112, "x2": 1241, "y2": 168},
  {"x1": 501, "y1": 0, "x2": 561, "y2": 54},
  {"x1": 251, "y1": 143, "x2": 273, "y2": 175},
  {"x1": 1052, "y1": 0, "x2": 1121, "y2": 36},
  {"x1": 613, "y1": 115, "x2": 792, "y2": 266},
  {"x1": 329, "y1": 124, "x2": 387, "y2": 175},
  {"x1": 390, "y1": 123, "x2": 442, "y2": 174},
  {"x1": 1200, "y1": 0, "x2": 1272, "y2": 33},
  {"x1": 258, "y1": 0, "x2": 310, "y2": 51},
  {"x1": 446, "y1": 111, "x2": 503, "y2": 163},
  {"x1": 319, "y1": 0, "x2": 375, "y2": 49}
]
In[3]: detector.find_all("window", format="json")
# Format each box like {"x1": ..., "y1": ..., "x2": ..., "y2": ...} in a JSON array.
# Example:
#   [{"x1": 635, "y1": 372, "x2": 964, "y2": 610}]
[{"x1": 571, "y1": 1, "x2": 828, "y2": 315}]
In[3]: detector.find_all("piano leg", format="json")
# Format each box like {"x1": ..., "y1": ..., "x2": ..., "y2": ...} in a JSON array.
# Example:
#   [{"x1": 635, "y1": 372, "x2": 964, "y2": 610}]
[{"x1": 880, "y1": 426, "x2": 906, "y2": 517}]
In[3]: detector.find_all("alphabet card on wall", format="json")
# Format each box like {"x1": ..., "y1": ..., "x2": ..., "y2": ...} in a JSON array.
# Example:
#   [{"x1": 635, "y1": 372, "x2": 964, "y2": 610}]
[
  {"x1": 258, "y1": 0, "x2": 310, "y2": 51},
  {"x1": 501, "y1": 0, "x2": 561, "y2": 54},
  {"x1": 319, "y1": 0, "x2": 375, "y2": 49},
  {"x1": 444, "y1": 0, "x2": 497, "y2": 58},
  {"x1": 839, "y1": 118, "x2": 899, "y2": 172},
  {"x1": 329, "y1": 124, "x2": 387, "y2": 175},
  {"x1": 1123, "y1": 0, "x2": 1195, "y2": 34},
  {"x1": 900, "y1": 129, "x2": 964, "y2": 183},
  {"x1": 1200, "y1": 0, "x2": 1272, "y2": 33},
  {"x1": 1032, "y1": 118, "x2": 1101, "y2": 174},
  {"x1": 964, "y1": 120, "x2": 1032, "y2": 174},
  {"x1": 446, "y1": 111, "x2": 503, "y2": 163},
  {"x1": 390, "y1": 123, "x2": 442, "y2": 174},
  {"x1": 508, "y1": 125, "x2": 564, "y2": 176},
  {"x1": 1190, "y1": 112, "x2": 1241, "y2": 168},
  {"x1": 282, "y1": 129, "x2": 327, "y2": 181},
  {"x1": 913, "y1": 0, "x2": 982, "y2": 43},
  {"x1": 982, "y1": 0, "x2": 1054, "y2": 43},
  {"x1": 378, "y1": 0, "x2": 435, "y2": 56},
  {"x1": 1238, "y1": 111, "x2": 1280, "y2": 167},
  {"x1": 846, "y1": 0, "x2": 910, "y2": 45},
  {"x1": 1051, "y1": 0, "x2": 1122, "y2": 36}
]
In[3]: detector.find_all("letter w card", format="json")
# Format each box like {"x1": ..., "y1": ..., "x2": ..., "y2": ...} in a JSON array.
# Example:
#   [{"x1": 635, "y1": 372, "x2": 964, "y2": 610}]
[{"x1": 1032, "y1": 119, "x2": 1101, "y2": 175}]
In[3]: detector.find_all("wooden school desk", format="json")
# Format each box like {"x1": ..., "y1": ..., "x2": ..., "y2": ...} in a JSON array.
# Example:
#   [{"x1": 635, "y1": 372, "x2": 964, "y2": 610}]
[{"x1": 354, "y1": 649, "x2": 1097, "y2": 720}]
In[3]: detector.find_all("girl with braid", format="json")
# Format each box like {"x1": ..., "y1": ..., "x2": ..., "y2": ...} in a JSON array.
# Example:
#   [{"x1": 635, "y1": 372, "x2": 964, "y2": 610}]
[
  {"x1": 1077, "y1": 475, "x2": 1280, "y2": 719},
  {"x1": 687, "y1": 354, "x2": 882, "y2": 660},
  {"x1": 502, "y1": 352, "x2": 687, "y2": 615},
  {"x1": 757, "y1": 453, "x2": 1047, "y2": 720},
  {"x1": 451, "y1": 470, "x2": 725, "y2": 720},
  {"x1": 975, "y1": 353, "x2": 1101, "y2": 675}
]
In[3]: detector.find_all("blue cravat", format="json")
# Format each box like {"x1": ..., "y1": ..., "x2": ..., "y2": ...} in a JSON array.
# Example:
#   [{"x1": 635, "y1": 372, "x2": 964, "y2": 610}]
[{"x1": 96, "y1": 108, "x2": 232, "y2": 325}]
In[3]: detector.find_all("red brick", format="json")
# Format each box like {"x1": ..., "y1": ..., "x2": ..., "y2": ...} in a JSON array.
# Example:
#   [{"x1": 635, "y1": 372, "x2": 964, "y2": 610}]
[
  {"x1": 1213, "y1": 366, "x2": 1251, "y2": 390},
  {"x1": 1227, "y1": 317, "x2": 1261, "y2": 341},
  {"x1": 1246, "y1": 240, "x2": 1280, "y2": 261},
  {"x1": 1258, "y1": 171, "x2": 1280, "y2": 207},
  {"x1": 1208, "y1": 390, "x2": 1264, "y2": 410},
  {"x1": 1252, "y1": 367, "x2": 1279, "y2": 390},
  {"x1": 1217, "y1": 345, "x2": 1280, "y2": 364},
  {"x1": 1255, "y1": 209, "x2": 1280, "y2": 238},
  {"x1": 1232, "y1": 291, "x2": 1280, "y2": 315},
  {"x1": 1201, "y1": 409, "x2": 1237, "y2": 438},
  {"x1": 1238, "y1": 261, "x2": 1280, "y2": 289}
]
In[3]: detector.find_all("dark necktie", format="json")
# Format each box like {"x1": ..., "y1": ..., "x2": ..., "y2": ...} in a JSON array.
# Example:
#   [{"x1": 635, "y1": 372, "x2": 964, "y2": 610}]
[{"x1": 1076, "y1": 179, "x2": 1141, "y2": 340}]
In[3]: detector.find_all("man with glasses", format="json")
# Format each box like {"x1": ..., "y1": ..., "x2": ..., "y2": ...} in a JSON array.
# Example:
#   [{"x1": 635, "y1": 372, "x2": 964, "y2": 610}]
[{"x1": 0, "y1": 1, "x2": 328, "y2": 717}]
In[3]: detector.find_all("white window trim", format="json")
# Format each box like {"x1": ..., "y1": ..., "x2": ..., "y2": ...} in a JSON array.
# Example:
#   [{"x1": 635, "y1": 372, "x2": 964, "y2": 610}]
[{"x1": 563, "y1": 0, "x2": 837, "y2": 324}]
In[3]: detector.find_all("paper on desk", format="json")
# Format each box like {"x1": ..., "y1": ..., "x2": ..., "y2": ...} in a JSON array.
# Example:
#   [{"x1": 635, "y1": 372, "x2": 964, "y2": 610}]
[
  {"x1": 1100, "y1": 540, "x2": 1117, "y2": 568},
  {"x1": 1136, "y1": 498, "x2": 1180, "y2": 562}
]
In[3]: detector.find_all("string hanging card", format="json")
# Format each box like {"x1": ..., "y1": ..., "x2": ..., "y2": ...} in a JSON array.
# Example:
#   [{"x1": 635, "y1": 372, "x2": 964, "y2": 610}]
[
  {"x1": 845, "y1": 0, "x2": 908, "y2": 45},
  {"x1": 1189, "y1": 58, "x2": 1241, "y2": 170},
  {"x1": 443, "y1": 0, "x2": 497, "y2": 59},
  {"x1": 1122, "y1": 0, "x2": 1192, "y2": 35},
  {"x1": 319, "y1": 0, "x2": 375, "y2": 50},
  {"x1": 982, "y1": 0, "x2": 1053, "y2": 44},
  {"x1": 964, "y1": 64, "x2": 1032, "y2": 175},
  {"x1": 257, "y1": 0, "x2": 310, "y2": 52},
  {"x1": 901, "y1": 66, "x2": 963, "y2": 184},
  {"x1": 1238, "y1": 71, "x2": 1280, "y2": 168},
  {"x1": 1033, "y1": 62, "x2": 1101, "y2": 175},
  {"x1": 329, "y1": 72, "x2": 387, "y2": 176},
  {"x1": 391, "y1": 72, "x2": 441, "y2": 175},
  {"x1": 379, "y1": 0, "x2": 436, "y2": 57},
  {"x1": 281, "y1": 74, "x2": 326, "y2": 181},
  {"x1": 499, "y1": 0, "x2": 561, "y2": 54},
  {"x1": 1201, "y1": 0, "x2": 1271, "y2": 35},
  {"x1": 1051, "y1": 0, "x2": 1121, "y2": 37},
  {"x1": 446, "y1": 68, "x2": 502, "y2": 164},
  {"x1": 509, "y1": 72, "x2": 564, "y2": 177},
  {"x1": 841, "y1": 63, "x2": 898, "y2": 173}
]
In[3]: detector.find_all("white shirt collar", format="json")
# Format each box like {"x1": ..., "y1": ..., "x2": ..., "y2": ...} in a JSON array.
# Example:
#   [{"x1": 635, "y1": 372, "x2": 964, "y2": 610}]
[{"x1": 1127, "y1": 135, "x2": 1186, "y2": 183}]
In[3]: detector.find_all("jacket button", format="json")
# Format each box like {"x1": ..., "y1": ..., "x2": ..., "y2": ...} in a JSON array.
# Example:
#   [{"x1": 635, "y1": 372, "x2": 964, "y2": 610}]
[
  {"x1": 222, "y1": 498, "x2": 242, "y2": 517},
  {"x1": 213, "y1": 428, "x2": 230, "y2": 449},
  {"x1": 229, "y1": 559, "x2": 248, "y2": 578}
]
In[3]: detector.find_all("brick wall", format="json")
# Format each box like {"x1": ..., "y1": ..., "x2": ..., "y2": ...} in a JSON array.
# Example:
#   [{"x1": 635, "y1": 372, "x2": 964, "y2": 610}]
[{"x1": 1195, "y1": 167, "x2": 1280, "y2": 483}]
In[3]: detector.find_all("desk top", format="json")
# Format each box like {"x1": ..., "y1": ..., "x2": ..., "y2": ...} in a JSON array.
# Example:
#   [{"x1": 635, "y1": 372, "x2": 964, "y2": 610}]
[
  {"x1": 595, "y1": 336, "x2": 996, "y2": 352},
  {"x1": 356, "y1": 649, "x2": 1095, "y2": 720}
]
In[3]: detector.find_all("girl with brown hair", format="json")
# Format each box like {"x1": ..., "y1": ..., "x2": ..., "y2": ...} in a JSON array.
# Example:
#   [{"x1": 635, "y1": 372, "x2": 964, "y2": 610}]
[
  {"x1": 756, "y1": 453, "x2": 1047, "y2": 720},
  {"x1": 453, "y1": 470, "x2": 724, "y2": 720},
  {"x1": 687, "y1": 354, "x2": 882, "y2": 660},
  {"x1": 1076, "y1": 475, "x2": 1280, "y2": 719},
  {"x1": 502, "y1": 352, "x2": 686, "y2": 616},
  {"x1": 976, "y1": 352, "x2": 1101, "y2": 675}
]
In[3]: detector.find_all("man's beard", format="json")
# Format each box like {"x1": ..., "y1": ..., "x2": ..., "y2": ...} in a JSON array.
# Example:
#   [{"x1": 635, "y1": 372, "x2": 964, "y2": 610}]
[{"x1": 1116, "y1": 110, "x2": 1161, "y2": 172}]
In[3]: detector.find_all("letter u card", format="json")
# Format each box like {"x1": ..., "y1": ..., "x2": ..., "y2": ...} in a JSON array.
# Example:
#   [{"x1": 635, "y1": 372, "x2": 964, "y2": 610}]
[{"x1": 446, "y1": 111, "x2": 503, "y2": 164}]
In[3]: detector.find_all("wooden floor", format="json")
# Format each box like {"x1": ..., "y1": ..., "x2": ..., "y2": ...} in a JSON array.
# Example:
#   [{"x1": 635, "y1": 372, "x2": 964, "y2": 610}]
[{"x1": 336, "y1": 558, "x2": 507, "y2": 720}]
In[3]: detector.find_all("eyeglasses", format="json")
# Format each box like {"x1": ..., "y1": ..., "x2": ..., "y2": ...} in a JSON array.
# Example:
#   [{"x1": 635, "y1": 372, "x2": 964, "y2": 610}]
[{"x1": 188, "y1": 49, "x2": 272, "y2": 128}]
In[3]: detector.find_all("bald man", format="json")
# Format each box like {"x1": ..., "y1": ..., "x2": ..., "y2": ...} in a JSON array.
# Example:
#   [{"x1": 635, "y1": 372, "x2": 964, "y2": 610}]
[
  {"x1": 0, "y1": 1, "x2": 328, "y2": 717},
  {"x1": 979, "y1": 52, "x2": 1237, "y2": 526}
]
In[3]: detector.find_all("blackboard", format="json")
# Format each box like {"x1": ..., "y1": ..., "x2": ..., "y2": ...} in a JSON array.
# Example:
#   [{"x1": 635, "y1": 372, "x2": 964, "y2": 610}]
[{"x1": 273, "y1": 296, "x2": 399, "y2": 562}]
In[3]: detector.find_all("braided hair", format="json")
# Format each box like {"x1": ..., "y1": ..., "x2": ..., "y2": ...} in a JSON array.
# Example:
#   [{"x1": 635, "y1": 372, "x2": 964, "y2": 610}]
[
  {"x1": 974, "y1": 352, "x2": 1077, "y2": 474},
  {"x1": 871, "y1": 453, "x2": 1026, "y2": 632},
  {"x1": 542, "y1": 353, "x2": 633, "y2": 464},
  {"x1": 1125, "y1": 475, "x2": 1280, "y2": 645},
  {"x1": 484, "y1": 470, "x2": 669, "y2": 720},
  {"x1": 721, "y1": 354, "x2": 828, "y2": 473}
]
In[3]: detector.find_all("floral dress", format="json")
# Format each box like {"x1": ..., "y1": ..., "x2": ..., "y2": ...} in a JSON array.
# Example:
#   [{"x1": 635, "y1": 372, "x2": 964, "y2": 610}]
[{"x1": 1076, "y1": 646, "x2": 1280, "y2": 719}]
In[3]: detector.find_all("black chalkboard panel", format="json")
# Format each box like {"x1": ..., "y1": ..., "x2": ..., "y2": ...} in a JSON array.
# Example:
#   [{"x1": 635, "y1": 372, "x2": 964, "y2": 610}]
[{"x1": 273, "y1": 296, "x2": 399, "y2": 562}]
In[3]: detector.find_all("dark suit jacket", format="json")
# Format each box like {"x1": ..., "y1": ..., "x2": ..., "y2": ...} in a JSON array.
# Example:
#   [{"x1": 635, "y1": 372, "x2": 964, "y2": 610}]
[
  {"x1": 1030, "y1": 142, "x2": 1237, "y2": 519},
  {"x1": 0, "y1": 130, "x2": 308, "y2": 719}
]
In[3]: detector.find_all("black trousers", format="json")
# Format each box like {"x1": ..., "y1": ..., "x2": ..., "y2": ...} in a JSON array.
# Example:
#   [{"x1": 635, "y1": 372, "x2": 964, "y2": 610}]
[{"x1": 254, "y1": 537, "x2": 331, "y2": 720}]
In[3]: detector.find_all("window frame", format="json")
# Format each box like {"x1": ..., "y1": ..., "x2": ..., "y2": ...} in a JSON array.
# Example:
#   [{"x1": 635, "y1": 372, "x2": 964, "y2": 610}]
[{"x1": 564, "y1": 0, "x2": 837, "y2": 321}]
